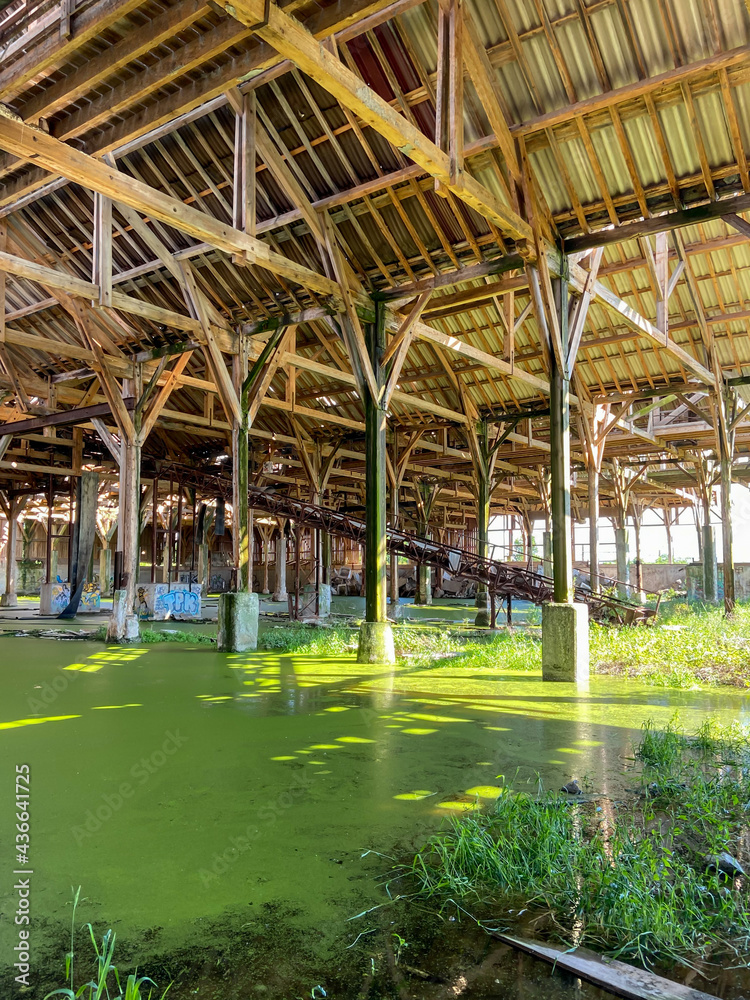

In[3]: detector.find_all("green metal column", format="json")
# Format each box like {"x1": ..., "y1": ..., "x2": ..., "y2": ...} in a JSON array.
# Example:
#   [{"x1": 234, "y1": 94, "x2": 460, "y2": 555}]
[
  {"x1": 236, "y1": 382, "x2": 250, "y2": 592},
  {"x1": 358, "y1": 299, "x2": 395, "y2": 663},
  {"x1": 475, "y1": 417, "x2": 491, "y2": 626},
  {"x1": 550, "y1": 275, "x2": 573, "y2": 604},
  {"x1": 364, "y1": 301, "x2": 388, "y2": 624},
  {"x1": 720, "y1": 391, "x2": 735, "y2": 614}
]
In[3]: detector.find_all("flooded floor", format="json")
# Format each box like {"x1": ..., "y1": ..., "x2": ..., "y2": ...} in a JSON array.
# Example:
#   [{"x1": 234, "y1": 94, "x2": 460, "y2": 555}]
[{"x1": 0, "y1": 618, "x2": 747, "y2": 996}]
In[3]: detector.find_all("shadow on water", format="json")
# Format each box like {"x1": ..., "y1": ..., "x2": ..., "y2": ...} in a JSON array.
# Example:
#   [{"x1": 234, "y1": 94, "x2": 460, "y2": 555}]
[{"x1": 0, "y1": 637, "x2": 747, "y2": 997}]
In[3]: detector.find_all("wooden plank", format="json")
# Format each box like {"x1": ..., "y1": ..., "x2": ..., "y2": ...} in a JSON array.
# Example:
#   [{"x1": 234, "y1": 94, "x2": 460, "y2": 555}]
[
  {"x1": 0, "y1": 116, "x2": 340, "y2": 298},
  {"x1": 493, "y1": 934, "x2": 716, "y2": 1000}
]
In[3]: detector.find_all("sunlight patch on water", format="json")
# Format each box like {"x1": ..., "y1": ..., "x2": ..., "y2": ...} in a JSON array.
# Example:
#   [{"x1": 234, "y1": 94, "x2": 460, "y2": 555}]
[{"x1": 0, "y1": 714, "x2": 81, "y2": 730}]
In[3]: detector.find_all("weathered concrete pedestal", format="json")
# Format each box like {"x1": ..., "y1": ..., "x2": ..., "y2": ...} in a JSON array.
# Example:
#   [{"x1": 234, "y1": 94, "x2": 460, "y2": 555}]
[
  {"x1": 415, "y1": 564, "x2": 432, "y2": 605},
  {"x1": 273, "y1": 533, "x2": 287, "y2": 602},
  {"x1": 542, "y1": 602, "x2": 589, "y2": 683},
  {"x1": 318, "y1": 582, "x2": 332, "y2": 618},
  {"x1": 107, "y1": 589, "x2": 140, "y2": 642},
  {"x1": 217, "y1": 592, "x2": 259, "y2": 652},
  {"x1": 474, "y1": 596, "x2": 490, "y2": 627},
  {"x1": 357, "y1": 621, "x2": 395, "y2": 664},
  {"x1": 389, "y1": 599, "x2": 404, "y2": 621},
  {"x1": 0, "y1": 591, "x2": 17, "y2": 608},
  {"x1": 702, "y1": 525, "x2": 718, "y2": 604}
]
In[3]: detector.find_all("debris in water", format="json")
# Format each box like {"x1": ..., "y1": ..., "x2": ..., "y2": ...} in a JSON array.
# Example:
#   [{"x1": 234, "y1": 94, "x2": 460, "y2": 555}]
[{"x1": 560, "y1": 779, "x2": 582, "y2": 795}]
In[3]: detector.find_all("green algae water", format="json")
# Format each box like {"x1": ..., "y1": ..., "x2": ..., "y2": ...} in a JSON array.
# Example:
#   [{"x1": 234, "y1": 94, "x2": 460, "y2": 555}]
[{"x1": 0, "y1": 634, "x2": 747, "y2": 996}]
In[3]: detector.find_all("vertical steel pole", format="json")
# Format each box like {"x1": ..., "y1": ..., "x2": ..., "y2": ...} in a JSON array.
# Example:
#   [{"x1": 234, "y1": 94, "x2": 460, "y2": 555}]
[
  {"x1": 720, "y1": 392, "x2": 735, "y2": 614},
  {"x1": 364, "y1": 300, "x2": 388, "y2": 624},
  {"x1": 550, "y1": 271, "x2": 573, "y2": 604},
  {"x1": 588, "y1": 462, "x2": 599, "y2": 593}
]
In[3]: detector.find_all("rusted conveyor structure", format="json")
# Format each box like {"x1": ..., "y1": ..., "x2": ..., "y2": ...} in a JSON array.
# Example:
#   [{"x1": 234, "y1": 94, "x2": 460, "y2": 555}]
[{"x1": 246, "y1": 485, "x2": 656, "y2": 625}]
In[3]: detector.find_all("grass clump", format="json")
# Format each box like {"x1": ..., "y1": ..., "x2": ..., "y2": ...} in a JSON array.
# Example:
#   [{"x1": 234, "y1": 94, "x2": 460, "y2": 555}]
[
  {"x1": 406, "y1": 719, "x2": 750, "y2": 970},
  {"x1": 139, "y1": 628, "x2": 215, "y2": 645},
  {"x1": 591, "y1": 601, "x2": 750, "y2": 687},
  {"x1": 45, "y1": 888, "x2": 170, "y2": 1000}
]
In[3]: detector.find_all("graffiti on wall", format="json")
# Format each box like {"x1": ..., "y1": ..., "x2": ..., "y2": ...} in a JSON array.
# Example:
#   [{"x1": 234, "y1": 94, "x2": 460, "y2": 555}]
[
  {"x1": 46, "y1": 579, "x2": 101, "y2": 613},
  {"x1": 135, "y1": 583, "x2": 202, "y2": 620}
]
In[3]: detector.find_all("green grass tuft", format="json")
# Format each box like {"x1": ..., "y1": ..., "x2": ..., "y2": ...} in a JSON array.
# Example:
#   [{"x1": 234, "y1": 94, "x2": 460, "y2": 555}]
[{"x1": 407, "y1": 719, "x2": 750, "y2": 969}]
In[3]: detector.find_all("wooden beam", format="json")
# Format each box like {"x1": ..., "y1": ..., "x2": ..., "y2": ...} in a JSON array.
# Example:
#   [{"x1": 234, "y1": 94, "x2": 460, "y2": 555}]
[
  {"x1": 0, "y1": 399, "x2": 134, "y2": 436},
  {"x1": 0, "y1": 116, "x2": 340, "y2": 298},
  {"x1": 214, "y1": 0, "x2": 534, "y2": 245}
]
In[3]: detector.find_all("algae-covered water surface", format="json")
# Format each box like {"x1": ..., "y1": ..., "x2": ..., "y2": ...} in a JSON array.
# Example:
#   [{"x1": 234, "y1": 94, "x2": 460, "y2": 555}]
[{"x1": 0, "y1": 634, "x2": 747, "y2": 997}]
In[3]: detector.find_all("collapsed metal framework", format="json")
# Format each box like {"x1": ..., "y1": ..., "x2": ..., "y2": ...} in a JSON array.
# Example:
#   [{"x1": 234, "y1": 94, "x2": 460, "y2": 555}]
[{"x1": 243, "y1": 484, "x2": 656, "y2": 625}]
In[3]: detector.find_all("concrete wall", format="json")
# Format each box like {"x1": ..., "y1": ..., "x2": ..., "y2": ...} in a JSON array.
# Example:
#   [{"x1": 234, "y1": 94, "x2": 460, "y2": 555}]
[{"x1": 686, "y1": 562, "x2": 750, "y2": 601}]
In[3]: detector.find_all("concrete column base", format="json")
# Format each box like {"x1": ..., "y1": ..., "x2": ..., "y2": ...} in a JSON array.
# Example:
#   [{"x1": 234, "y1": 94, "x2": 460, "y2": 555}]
[
  {"x1": 474, "y1": 607, "x2": 491, "y2": 627},
  {"x1": 357, "y1": 621, "x2": 395, "y2": 664},
  {"x1": 318, "y1": 583, "x2": 332, "y2": 618},
  {"x1": 389, "y1": 600, "x2": 404, "y2": 621},
  {"x1": 415, "y1": 564, "x2": 432, "y2": 605},
  {"x1": 542, "y1": 602, "x2": 589, "y2": 683},
  {"x1": 0, "y1": 592, "x2": 18, "y2": 608},
  {"x1": 273, "y1": 589, "x2": 288, "y2": 603},
  {"x1": 106, "y1": 590, "x2": 140, "y2": 642},
  {"x1": 217, "y1": 592, "x2": 259, "y2": 652}
]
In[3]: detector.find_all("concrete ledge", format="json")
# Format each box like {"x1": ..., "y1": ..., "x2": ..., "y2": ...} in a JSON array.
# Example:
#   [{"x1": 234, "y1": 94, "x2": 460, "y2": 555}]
[
  {"x1": 542, "y1": 602, "x2": 589, "y2": 683},
  {"x1": 357, "y1": 621, "x2": 395, "y2": 664},
  {"x1": 218, "y1": 592, "x2": 259, "y2": 652}
]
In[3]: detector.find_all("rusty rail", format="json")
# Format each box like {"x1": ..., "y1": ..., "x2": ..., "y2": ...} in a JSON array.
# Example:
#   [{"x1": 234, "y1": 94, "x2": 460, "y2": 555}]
[{"x1": 244, "y1": 485, "x2": 656, "y2": 625}]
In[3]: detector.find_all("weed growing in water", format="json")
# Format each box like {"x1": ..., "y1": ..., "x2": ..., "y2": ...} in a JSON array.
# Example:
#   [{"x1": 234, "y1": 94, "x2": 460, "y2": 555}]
[
  {"x1": 45, "y1": 887, "x2": 170, "y2": 1000},
  {"x1": 406, "y1": 720, "x2": 750, "y2": 970}
]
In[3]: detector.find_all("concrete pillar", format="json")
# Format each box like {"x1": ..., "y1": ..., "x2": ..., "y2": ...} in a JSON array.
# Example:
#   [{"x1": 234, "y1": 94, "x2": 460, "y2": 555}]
[
  {"x1": 107, "y1": 438, "x2": 141, "y2": 641},
  {"x1": 702, "y1": 524, "x2": 718, "y2": 604},
  {"x1": 540, "y1": 267, "x2": 588, "y2": 683},
  {"x1": 615, "y1": 527, "x2": 629, "y2": 599},
  {"x1": 218, "y1": 591, "x2": 259, "y2": 652},
  {"x1": 273, "y1": 530, "x2": 288, "y2": 601},
  {"x1": 542, "y1": 603, "x2": 589, "y2": 682},
  {"x1": 416, "y1": 563, "x2": 432, "y2": 605},
  {"x1": 358, "y1": 300, "x2": 395, "y2": 664},
  {"x1": 318, "y1": 582, "x2": 332, "y2": 618}
]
